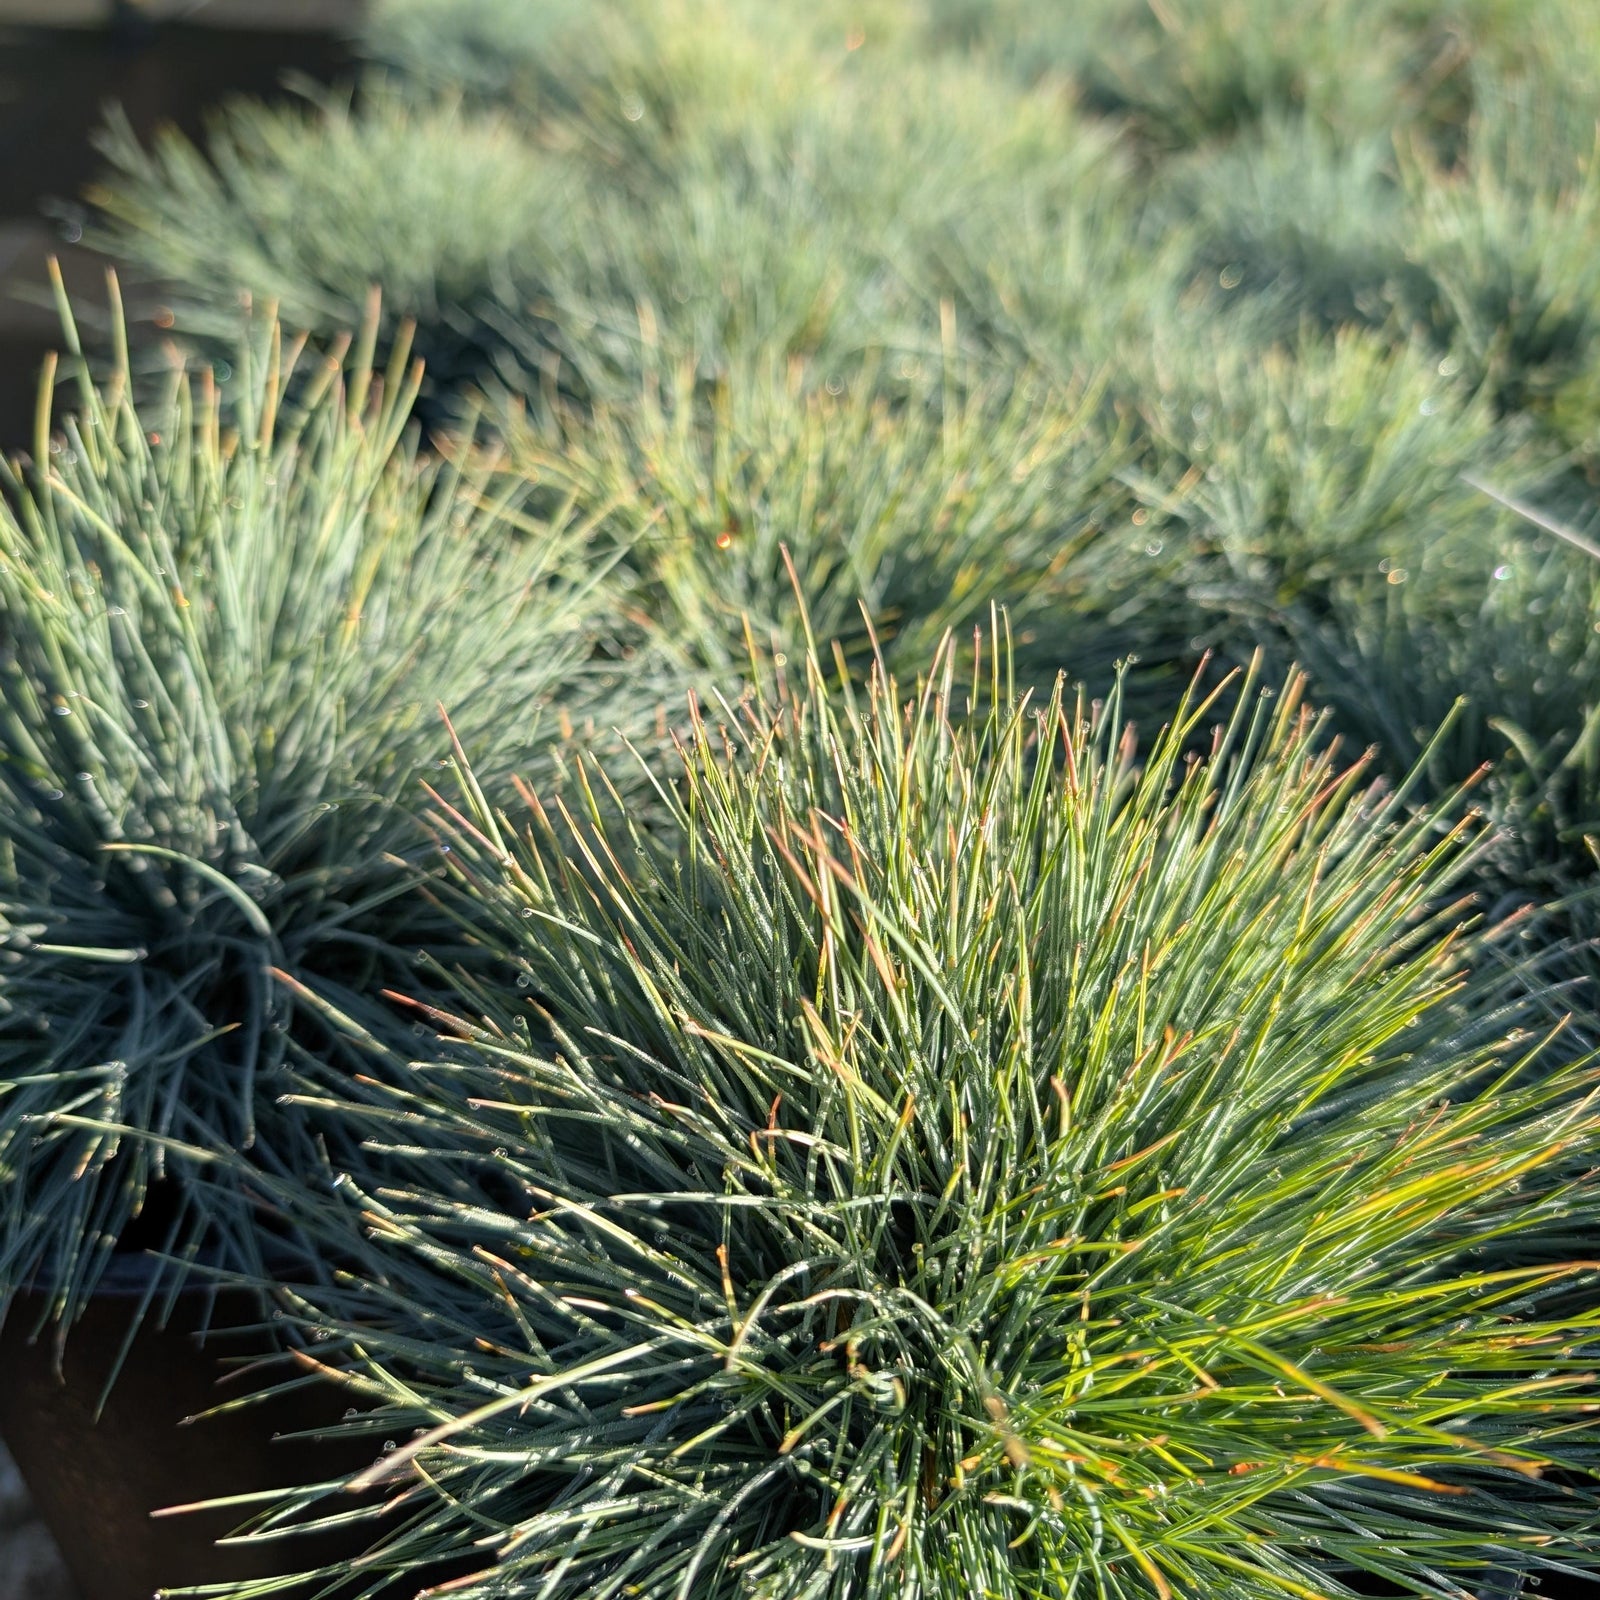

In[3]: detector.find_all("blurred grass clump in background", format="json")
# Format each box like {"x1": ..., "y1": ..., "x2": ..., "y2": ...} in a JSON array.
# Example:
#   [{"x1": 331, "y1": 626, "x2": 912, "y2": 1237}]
[{"x1": 501, "y1": 354, "x2": 1155, "y2": 686}]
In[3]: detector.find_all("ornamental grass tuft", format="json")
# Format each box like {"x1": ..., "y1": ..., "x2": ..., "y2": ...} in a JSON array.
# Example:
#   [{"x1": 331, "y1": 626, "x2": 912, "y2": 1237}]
[
  {"x1": 0, "y1": 280, "x2": 644, "y2": 1348},
  {"x1": 200, "y1": 630, "x2": 1600, "y2": 1599},
  {"x1": 90, "y1": 88, "x2": 580, "y2": 416},
  {"x1": 500, "y1": 353, "x2": 1157, "y2": 690},
  {"x1": 89, "y1": 23, "x2": 1123, "y2": 417}
]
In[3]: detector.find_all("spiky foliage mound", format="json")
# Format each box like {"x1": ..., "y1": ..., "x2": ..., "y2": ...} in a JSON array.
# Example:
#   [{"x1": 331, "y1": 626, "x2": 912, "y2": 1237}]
[
  {"x1": 923, "y1": 0, "x2": 1427, "y2": 152},
  {"x1": 1161, "y1": 121, "x2": 1413, "y2": 338},
  {"x1": 503, "y1": 355, "x2": 1162, "y2": 689},
  {"x1": 1397, "y1": 72, "x2": 1600, "y2": 437},
  {"x1": 556, "y1": 54, "x2": 1122, "y2": 386},
  {"x1": 91, "y1": 90, "x2": 580, "y2": 411},
  {"x1": 91, "y1": 77, "x2": 863, "y2": 412},
  {"x1": 1113, "y1": 322, "x2": 1588, "y2": 828},
  {"x1": 90, "y1": 16, "x2": 1124, "y2": 415},
  {"x1": 207, "y1": 637, "x2": 1600, "y2": 1599},
  {"x1": 1131, "y1": 326, "x2": 1519, "y2": 631},
  {"x1": 356, "y1": 0, "x2": 917, "y2": 147},
  {"x1": 1138, "y1": 45, "x2": 1600, "y2": 454},
  {"x1": 358, "y1": 0, "x2": 625, "y2": 108},
  {"x1": 1268, "y1": 484, "x2": 1600, "y2": 1053},
  {"x1": 0, "y1": 284, "x2": 641, "y2": 1336},
  {"x1": 1106, "y1": 299, "x2": 1600, "y2": 958},
  {"x1": 923, "y1": 0, "x2": 1596, "y2": 157}
]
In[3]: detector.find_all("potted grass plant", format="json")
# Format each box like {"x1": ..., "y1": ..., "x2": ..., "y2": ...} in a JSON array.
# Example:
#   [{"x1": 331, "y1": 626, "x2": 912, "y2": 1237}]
[
  {"x1": 181, "y1": 629, "x2": 1600, "y2": 1599},
  {"x1": 0, "y1": 273, "x2": 654, "y2": 1599}
]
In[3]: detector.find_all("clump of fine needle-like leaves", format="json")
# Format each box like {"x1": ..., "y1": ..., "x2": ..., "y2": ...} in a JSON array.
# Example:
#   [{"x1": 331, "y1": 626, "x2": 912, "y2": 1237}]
[
  {"x1": 0, "y1": 276, "x2": 646, "y2": 1351},
  {"x1": 501, "y1": 352, "x2": 1154, "y2": 689},
  {"x1": 198, "y1": 629, "x2": 1600, "y2": 1600}
]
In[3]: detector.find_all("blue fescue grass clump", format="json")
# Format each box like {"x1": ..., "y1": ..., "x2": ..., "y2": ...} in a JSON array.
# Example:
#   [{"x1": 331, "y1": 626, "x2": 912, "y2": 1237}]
[
  {"x1": 91, "y1": 87, "x2": 584, "y2": 414},
  {"x1": 0, "y1": 280, "x2": 647, "y2": 1343},
  {"x1": 190, "y1": 633, "x2": 1600, "y2": 1600},
  {"x1": 498, "y1": 353, "x2": 1161, "y2": 688},
  {"x1": 923, "y1": 0, "x2": 1428, "y2": 152},
  {"x1": 89, "y1": 11, "x2": 1132, "y2": 411}
]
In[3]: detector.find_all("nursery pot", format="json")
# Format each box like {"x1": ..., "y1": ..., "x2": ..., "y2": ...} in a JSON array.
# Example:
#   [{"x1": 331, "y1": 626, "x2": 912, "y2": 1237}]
[{"x1": 0, "y1": 1252, "x2": 383, "y2": 1600}]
